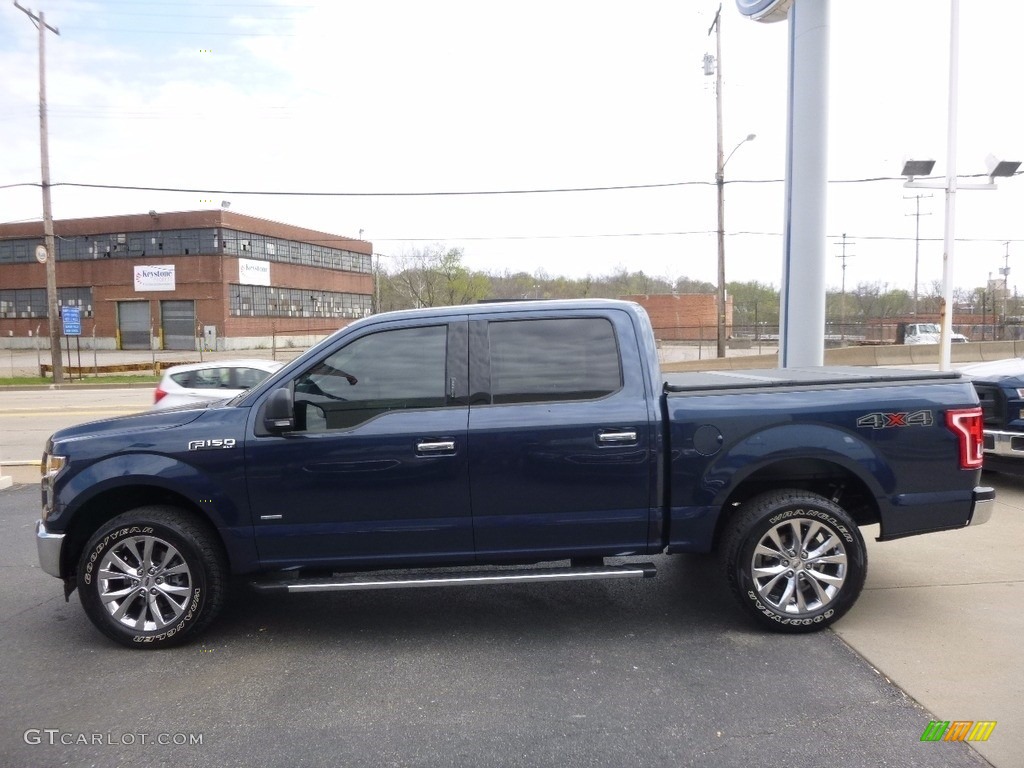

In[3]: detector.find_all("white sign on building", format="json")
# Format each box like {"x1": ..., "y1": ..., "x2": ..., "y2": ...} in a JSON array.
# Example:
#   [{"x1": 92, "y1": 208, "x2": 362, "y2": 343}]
[
  {"x1": 239, "y1": 258, "x2": 271, "y2": 286},
  {"x1": 133, "y1": 265, "x2": 176, "y2": 292}
]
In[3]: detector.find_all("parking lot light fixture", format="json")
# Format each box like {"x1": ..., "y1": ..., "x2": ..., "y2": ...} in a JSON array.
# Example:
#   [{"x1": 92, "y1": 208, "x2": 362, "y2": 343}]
[
  {"x1": 987, "y1": 155, "x2": 1022, "y2": 181},
  {"x1": 901, "y1": 159, "x2": 936, "y2": 181}
]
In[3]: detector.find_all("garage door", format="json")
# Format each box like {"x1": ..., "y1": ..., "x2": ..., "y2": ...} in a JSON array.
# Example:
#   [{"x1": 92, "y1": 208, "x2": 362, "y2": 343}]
[
  {"x1": 161, "y1": 300, "x2": 196, "y2": 351},
  {"x1": 117, "y1": 301, "x2": 151, "y2": 350}
]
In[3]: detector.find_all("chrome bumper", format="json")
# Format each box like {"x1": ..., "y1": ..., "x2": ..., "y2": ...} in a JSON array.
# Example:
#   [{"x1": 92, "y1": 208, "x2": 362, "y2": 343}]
[
  {"x1": 36, "y1": 520, "x2": 64, "y2": 578},
  {"x1": 983, "y1": 429, "x2": 1024, "y2": 459},
  {"x1": 970, "y1": 486, "x2": 996, "y2": 527}
]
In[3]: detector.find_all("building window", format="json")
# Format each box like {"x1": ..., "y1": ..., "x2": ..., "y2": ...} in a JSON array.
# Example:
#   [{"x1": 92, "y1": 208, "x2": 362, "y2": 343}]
[
  {"x1": 2, "y1": 226, "x2": 368, "y2": 270},
  {"x1": 0, "y1": 286, "x2": 92, "y2": 319},
  {"x1": 229, "y1": 284, "x2": 372, "y2": 319}
]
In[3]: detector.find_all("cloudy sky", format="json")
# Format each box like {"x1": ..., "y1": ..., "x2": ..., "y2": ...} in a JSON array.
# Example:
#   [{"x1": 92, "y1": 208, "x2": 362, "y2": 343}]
[{"x1": 1, "y1": 0, "x2": 1022, "y2": 297}]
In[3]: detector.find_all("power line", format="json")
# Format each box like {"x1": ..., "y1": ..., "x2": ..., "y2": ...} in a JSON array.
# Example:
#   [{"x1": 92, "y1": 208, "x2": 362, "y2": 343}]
[
  {"x1": 66, "y1": 26, "x2": 295, "y2": 36},
  {"x1": 28, "y1": 180, "x2": 721, "y2": 196},
  {"x1": 2, "y1": 171, "x2": 1012, "y2": 198}
]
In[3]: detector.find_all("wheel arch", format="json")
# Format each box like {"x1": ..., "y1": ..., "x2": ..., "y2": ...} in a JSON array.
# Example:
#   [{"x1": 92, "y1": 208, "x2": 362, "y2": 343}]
[
  {"x1": 60, "y1": 485, "x2": 222, "y2": 585},
  {"x1": 710, "y1": 456, "x2": 882, "y2": 553}
]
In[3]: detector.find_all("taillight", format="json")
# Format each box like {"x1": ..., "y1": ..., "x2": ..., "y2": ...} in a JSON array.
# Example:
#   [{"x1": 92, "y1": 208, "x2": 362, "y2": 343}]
[
  {"x1": 946, "y1": 407, "x2": 984, "y2": 469},
  {"x1": 154, "y1": 386, "x2": 167, "y2": 404}
]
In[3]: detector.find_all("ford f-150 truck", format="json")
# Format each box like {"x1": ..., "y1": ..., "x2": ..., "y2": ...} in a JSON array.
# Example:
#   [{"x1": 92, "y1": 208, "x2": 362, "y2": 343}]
[{"x1": 35, "y1": 300, "x2": 994, "y2": 648}]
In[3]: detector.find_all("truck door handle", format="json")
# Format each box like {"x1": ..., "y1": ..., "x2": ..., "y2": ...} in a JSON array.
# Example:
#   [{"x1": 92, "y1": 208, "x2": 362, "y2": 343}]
[
  {"x1": 598, "y1": 430, "x2": 638, "y2": 444},
  {"x1": 416, "y1": 440, "x2": 456, "y2": 454}
]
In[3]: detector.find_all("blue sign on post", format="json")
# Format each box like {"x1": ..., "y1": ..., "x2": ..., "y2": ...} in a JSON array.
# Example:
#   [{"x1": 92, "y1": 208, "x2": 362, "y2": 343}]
[{"x1": 61, "y1": 306, "x2": 82, "y2": 336}]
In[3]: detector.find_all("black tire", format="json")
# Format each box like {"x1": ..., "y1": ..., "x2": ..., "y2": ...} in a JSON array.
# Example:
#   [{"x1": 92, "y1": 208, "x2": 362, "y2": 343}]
[
  {"x1": 77, "y1": 506, "x2": 228, "y2": 649},
  {"x1": 721, "y1": 490, "x2": 867, "y2": 633}
]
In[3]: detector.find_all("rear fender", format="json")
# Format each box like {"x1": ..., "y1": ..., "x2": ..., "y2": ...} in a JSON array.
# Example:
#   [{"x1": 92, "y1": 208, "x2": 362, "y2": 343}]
[{"x1": 706, "y1": 424, "x2": 892, "y2": 505}]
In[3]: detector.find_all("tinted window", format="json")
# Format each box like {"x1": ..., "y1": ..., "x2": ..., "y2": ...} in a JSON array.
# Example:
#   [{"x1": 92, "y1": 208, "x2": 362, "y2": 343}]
[
  {"x1": 180, "y1": 368, "x2": 230, "y2": 389},
  {"x1": 488, "y1": 318, "x2": 621, "y2": 404},
  {"x1": 294, "y1": 325, "x2": 448, "y2": 430},
  {"x1": 233, "y1": 367, "x2": 272, "y2": 389}
]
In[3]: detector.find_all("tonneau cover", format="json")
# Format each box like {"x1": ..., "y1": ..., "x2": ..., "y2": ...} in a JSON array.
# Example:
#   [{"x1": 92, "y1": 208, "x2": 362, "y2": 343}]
[{"x1": 664, "y1": 366, "x2": 961, "y2": 394}]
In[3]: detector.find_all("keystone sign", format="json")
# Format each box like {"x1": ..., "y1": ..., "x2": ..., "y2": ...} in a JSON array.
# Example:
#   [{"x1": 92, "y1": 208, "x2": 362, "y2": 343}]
[
  {"x1": 238, "y1": 258, "x2": 271, "y2": 286},
  {"x1": 133, "y1": 265, "x2": 176, "y2": 292}
]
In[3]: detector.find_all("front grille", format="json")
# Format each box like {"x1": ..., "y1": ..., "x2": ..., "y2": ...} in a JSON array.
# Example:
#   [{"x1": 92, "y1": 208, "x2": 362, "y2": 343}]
[{"x1": 972, "y1": 383, "x2": 1006, "y2": 427}]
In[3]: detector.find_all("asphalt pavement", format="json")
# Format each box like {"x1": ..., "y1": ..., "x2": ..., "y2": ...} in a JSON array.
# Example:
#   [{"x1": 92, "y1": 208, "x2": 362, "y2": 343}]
[
  {"x1": 0, "y1": 483, "x2": 997, "y2": 768},
  {"x1": 0, "y1": 365, "x2": 1019, "y2": 766}
]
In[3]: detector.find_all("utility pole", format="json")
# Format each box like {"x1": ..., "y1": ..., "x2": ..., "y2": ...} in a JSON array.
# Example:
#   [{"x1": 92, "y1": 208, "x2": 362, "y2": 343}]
[
  {"x1": 707, "y1": 5, "x2": 726, "y2": 358},
  {"x1": 834, "y1": 234, "x2": 854, "y2": 341},
  {"x1": 14, "y1": 1, "x2": 63, "y2": 383},
  {"x1": 903, "y1": 193, "x2": 932, "y2": 317},
  {"x1": 1000, "y1": 241, "x2": 1011, "y2": 336}
]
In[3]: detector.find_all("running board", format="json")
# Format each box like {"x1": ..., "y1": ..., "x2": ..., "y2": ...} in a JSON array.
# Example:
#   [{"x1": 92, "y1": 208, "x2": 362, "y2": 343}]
[{"x1": 251, "y1": 562, "x2": 657, "y2": 594}]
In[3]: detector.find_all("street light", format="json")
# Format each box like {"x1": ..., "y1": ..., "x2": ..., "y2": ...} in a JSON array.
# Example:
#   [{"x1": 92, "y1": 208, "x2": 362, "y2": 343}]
[
  {"x1": 986, "y1": 155, "x2": 1022, "y2": 180},
  {"x1": 901, "y1": 159, "x2": 935, "y2": 180},
  {"x1": 900, "y1": 1, "x2": 1020, "y2": 371},
  {"x1": 716, "y1": 133, "x2": 756, "y2": 358},
  {"x1": 904, "y1": 153, "x2": 1019, "y2": 367}
]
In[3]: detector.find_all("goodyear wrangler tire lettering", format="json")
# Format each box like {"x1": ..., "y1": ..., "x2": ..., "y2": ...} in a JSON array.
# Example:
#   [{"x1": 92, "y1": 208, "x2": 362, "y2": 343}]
[
  {"x1": 77, "y1": 508, "x2": 226, "y2": 649},
  {"x1": 723, "y1": 490, "x2": 867, "y2": 634}
]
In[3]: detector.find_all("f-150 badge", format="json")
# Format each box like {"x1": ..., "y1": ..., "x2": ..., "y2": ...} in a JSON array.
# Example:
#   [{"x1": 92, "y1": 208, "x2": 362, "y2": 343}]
[{"x1": 187, "y1": 438, "x2": 237, "y2": 450}]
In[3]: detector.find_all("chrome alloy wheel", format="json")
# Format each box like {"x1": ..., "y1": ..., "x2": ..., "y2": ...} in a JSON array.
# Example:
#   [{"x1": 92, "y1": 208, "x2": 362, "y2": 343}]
[
  {"x1": 750, "y1": 518, "x2": 848, "y2": 616},
  {"x1": 96, "y1": 535, "x2": 193, "y2": 631}
]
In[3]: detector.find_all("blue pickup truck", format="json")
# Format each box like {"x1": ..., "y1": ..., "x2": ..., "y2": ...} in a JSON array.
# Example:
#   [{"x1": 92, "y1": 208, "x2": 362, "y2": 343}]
[
  {"x1": 36, "y1": 300, "x2": 994, "y2": 648},
  {"x1": 962, "y1": 356, "x2": 1024, "y2": 473}
]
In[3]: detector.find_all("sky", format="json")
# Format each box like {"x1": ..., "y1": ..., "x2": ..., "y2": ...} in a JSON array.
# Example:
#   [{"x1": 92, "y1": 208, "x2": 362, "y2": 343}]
[{"x1": 1, "y1": 0, "x2": 1022, "y2": 298}]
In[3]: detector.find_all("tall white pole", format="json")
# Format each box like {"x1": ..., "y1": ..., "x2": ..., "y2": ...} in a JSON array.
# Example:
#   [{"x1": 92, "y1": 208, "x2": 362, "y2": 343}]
[
  {"x1": 778, "y1": 0, "x2": 830, "y2": 367},
  {"x1": 938, "y1": 0, "x2": 960, "y2": 372}
]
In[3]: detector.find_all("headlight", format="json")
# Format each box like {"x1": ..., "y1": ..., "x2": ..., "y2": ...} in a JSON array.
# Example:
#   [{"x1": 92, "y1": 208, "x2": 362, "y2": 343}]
[
  {"x1": 1015, "y1": 388, "x2": 1024, "y2": 399},
  {"x1": 41, "y1": 453, "x2": 66, "y2": 480}
]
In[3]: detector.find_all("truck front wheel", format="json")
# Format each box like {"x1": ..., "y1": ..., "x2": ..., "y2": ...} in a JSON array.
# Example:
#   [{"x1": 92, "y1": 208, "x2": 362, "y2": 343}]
[
  {"x1": 722, "y1": 490, "x2": 867, "y2": 633},
  {"x1": 77, "y1": 507, "x2": 227, "y2": 649}
]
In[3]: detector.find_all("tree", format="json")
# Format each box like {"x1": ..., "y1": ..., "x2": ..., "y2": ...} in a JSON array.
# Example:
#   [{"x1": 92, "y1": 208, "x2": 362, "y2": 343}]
[
  {"x1": 384, "y1": 246, "x2": 489, "y2": 310},
  {"x1": 729, "y1": 281, "x2": 780, "y2": 330}
]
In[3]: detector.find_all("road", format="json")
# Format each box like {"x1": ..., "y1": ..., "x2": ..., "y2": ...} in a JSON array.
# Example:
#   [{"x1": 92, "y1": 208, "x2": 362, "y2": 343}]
[
  {"x1": 1, "y1": 389, "x2": 1019, "y2": 767},
  {"x1": 0, "y1": 388, "x2": 152, "y2": 467}
]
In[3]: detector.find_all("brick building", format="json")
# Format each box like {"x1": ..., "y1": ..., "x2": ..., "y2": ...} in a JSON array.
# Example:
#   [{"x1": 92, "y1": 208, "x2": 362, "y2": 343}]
[
  {"x1": 622, "y1": 293, "x2": 734, "y2": 342},
  {"x1": 0, "y1": 210, "x2": 373, "y2": 350}
]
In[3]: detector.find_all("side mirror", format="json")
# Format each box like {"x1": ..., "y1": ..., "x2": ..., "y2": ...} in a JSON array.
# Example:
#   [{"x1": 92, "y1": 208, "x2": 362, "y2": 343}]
[{"x1": 263, "y1": 387, "x2": 295, "y2": 433}]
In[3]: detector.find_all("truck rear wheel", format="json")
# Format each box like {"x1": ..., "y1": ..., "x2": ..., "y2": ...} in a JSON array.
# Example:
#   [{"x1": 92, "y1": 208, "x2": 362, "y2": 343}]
[
  {"x1": 77, "y1": 507, "x2": 227, "y2": 649},
  {"x1": 722, "y1": 490, "x2": 867, "y2": 633}
]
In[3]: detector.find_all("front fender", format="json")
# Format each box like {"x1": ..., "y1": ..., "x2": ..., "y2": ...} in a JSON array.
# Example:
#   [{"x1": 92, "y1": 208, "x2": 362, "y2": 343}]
[{"x1": 51, "y1": 452, "x2": 250, "y2": 533}]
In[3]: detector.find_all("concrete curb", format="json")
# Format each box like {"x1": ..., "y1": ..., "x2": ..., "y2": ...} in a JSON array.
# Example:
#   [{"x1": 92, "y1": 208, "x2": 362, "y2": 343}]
[{"x1": 0, "y1": 462, "x2": 39, "y2": 486}]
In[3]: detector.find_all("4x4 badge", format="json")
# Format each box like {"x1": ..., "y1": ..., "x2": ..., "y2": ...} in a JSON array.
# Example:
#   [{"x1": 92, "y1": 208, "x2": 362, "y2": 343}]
[{"x1": 856, "y1": 410, "x2": 933, "y2": 429}]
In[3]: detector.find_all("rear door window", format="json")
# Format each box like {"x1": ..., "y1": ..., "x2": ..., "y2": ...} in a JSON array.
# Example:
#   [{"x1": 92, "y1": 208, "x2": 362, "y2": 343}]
[{"x1": 487, "y1": 318, "x2": 621, "y2": 404}]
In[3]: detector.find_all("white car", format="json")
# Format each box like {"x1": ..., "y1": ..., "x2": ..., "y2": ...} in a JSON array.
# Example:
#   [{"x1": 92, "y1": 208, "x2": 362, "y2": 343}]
[{"x1": 152, "y1": 359, "x2": 284, "y2": 409}]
